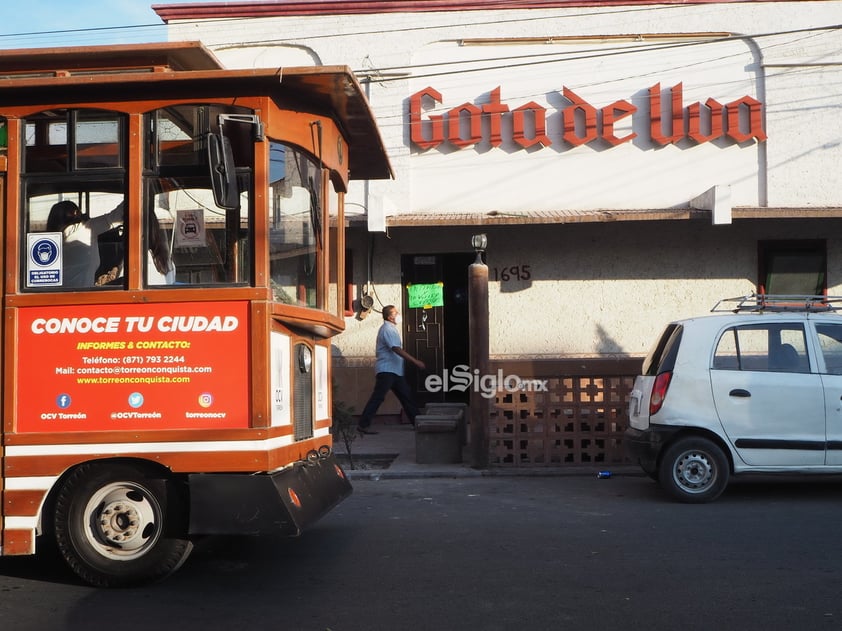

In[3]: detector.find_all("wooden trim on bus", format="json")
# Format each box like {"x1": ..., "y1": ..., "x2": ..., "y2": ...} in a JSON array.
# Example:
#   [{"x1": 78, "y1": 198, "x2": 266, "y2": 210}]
[
  {"x1": 1, "y1": 423, "x2": 302, "y2": 446},
  {"x1": 4, "y1": 118, "x2": 21, "y2": 299},
  {"x1": 1, "y1": 96, "x2": 352, "y2": 186},
  {"x1": 4, "y1": 287, "x2": 270, "y2": 307},
  {"x1": 3, "y1": 530, "x2": 34, "y2": 556},
  {"x1": 319, "y1": 168, "x2": 329, "y2": 311},
  {"x1": 252, "y1": 117, "x2": 269, "y2": 289},
  {"x1": 2, "y1": 414, "x2": 331, "y2": 447},
  {"x1": 126, "y1": 113, "x2": 144, "y2": 291},
  {"x1": 4, "y1": 490, "x2": 44, "y2": 517},
  {"x1": 3, "y1": 302, "x2": 20, "y2": 439},
  {"x1": 0, "y1": 41, "x2": 223, "y2": 74},
  {"x1": 272, "y1": 305, "x2": 345, "y2": 337},
  {"x1": 267, "y1": 108, "x2": 350, "y2": 189},
  {"x1": 336, "y1": 192, "x2": 346, "y2": 317},
  {"x1": 251, "y1": 301, "x2": 270, "y2": 428},
  {"x1": 0, "y1": 168, "x2": 4, "y2": 459},
  {"x1": 4, "y1": 440, "x2": 333, "y2": 477}
]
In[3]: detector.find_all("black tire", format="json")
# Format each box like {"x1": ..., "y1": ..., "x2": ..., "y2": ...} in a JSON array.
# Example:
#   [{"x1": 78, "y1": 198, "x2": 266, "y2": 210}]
[
  {"x1": 53, "y1": 462, "x2": 193, "y2": 587},
  {"x1": 658, "y1": 437, "x2": 729, "y2": 503}
]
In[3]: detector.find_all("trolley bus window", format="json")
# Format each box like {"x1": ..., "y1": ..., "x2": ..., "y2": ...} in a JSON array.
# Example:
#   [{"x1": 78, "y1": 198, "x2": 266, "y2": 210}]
[
  {"x1": 144, "y1": 105, "x2": 252, "y2": 286},
  {"x1": 22, "y1": 109, "x2": 127, "y2": 291},
  {"x1": 269, "y1": 140, "x2": 322, "y2": 307}
]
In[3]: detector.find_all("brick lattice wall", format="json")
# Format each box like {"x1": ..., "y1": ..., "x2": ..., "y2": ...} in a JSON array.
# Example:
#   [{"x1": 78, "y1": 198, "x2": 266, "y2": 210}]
[{"x1": 488, "y1": 359, "x2": 639, "y2": 467}]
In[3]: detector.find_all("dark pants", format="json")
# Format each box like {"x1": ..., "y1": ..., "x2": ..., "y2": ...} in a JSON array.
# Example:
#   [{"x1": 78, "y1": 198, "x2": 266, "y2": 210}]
[{"x1": 358, "y1": 372, "x2": 418, "y2": 428}]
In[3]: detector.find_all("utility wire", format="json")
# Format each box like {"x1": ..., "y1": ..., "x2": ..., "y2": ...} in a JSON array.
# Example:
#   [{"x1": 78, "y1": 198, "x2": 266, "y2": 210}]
[
  {"x1": 354, "y1": 23, "x2": 842, "y2": 81},
  {"x1": 0, "y1": 3, "x2": 696, "y2": 43},
  {"x1": 1, "y1": 5, "x2": 837, "y2": 123}
]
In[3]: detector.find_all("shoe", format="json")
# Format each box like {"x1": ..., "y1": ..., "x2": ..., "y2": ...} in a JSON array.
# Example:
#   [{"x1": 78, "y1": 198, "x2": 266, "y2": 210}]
[{"x1": 357, "y1": 426, "x2": 379, "y2": 436}]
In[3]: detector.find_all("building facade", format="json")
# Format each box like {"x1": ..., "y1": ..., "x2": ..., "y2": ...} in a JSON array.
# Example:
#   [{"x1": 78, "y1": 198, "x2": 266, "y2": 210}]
[{"x1": 156, "y1": 0, "x2": 842, "y2": 466}]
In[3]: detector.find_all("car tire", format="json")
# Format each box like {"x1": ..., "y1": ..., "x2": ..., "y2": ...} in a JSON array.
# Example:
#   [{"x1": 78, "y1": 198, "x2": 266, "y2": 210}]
[{"x1": 658, "y1": 436, "x2": 729, "y2": 503}]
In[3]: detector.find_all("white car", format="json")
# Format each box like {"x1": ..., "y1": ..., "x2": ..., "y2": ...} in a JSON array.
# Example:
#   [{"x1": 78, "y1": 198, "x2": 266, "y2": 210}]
[{"x1": 625, "y1": 295, "x2": 842, "y2": 502}]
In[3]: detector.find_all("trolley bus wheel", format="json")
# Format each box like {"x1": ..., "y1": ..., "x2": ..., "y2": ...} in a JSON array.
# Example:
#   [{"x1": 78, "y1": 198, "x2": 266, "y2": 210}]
[{"x1": 53, "y1": 462, "x2": 193, "y2": 587}]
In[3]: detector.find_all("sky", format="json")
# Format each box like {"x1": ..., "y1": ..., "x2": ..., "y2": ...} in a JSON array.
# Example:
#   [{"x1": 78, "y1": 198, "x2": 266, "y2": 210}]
[{"x1": 0, "y1": 0, "x2": 205, "y2": 49}]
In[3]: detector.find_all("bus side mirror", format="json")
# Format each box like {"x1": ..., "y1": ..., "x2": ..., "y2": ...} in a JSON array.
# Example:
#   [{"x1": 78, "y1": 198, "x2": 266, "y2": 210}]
[{"x1": 207, "y1": 132, "x2": 239, "y2": 210}]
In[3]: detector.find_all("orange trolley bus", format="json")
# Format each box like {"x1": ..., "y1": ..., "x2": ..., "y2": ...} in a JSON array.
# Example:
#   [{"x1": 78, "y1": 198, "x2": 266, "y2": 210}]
[{"x1": 0, "y1": 42, "x2": 390, "y2": 586}]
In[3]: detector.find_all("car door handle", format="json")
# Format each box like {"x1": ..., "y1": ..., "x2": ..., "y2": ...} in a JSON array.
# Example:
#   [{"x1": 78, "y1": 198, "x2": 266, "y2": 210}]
[{"x1": 729, "y1": 389, "x2": 751, "y2": 397}]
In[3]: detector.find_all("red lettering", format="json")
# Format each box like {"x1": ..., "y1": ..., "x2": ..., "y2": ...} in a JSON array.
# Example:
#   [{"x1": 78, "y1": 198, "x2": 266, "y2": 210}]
[
  {"x1": 482, "y1": 87, "x2": 510, "y2": 147},
  {"x1": 649, "y1": 82, "x2": 685, "y2": 146},
  {"x1": 562, "y1": 87, "x2": 598, "y2": 147},
  {"x1": 687, "y1": 98, "x2": 723, "y2": 143},
  {"x1": 447, "y1": 102, "x2": 482, "y2": 148},
  {"x1": 409, "y1": 87, "x2": 444, "y2": 150},
  {"x1": 601, "y1": 99, "x2": 637, "y2": 146},
  {"x1": 512, "y1": 101, "x2": 551, "y2": 148},
  {"x1": 725, "y1": 95, "x2": 767, "y2": 143},
  {"x1": 408, "y1": 83, "x2": 765, "y2": 152}
]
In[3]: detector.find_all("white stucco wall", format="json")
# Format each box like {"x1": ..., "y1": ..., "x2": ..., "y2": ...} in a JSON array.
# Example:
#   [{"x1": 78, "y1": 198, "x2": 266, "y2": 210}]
[
  {"x1": 162, "y1": 2, "x2": 842, "y2": 359},
  {"x1": 336, "y1": 217, "x2": 842, "y2": 358},
  {"x1": 167, "y1": 1, "x2": 842, "y2": 216}
]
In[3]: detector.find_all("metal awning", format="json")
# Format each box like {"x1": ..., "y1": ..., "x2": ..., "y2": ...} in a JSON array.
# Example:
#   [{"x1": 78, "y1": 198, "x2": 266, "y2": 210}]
[{"x1": 372, "y1": 207, "x2": 842, "y2": 227}]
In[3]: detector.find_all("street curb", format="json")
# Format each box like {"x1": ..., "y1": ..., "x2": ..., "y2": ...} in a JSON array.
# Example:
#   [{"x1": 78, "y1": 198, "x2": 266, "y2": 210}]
[{"x1": 345, "y1": 465, "x2": 643, "y2": 481}]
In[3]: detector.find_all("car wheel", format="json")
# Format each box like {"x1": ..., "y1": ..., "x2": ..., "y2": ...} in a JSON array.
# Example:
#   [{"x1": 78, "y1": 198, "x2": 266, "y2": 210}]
[
  {"x1": 658, "y1": 437, "x2": 729, "y2": 503},
  {"x1": 53, "y1": 462, "x2": 193, "y2": 587}
]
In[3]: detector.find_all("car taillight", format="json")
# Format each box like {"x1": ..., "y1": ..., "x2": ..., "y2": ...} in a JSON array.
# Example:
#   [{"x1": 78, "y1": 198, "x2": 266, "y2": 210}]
[{"x1": 649, "y1": 371, "x2": 672, "y2": 415}]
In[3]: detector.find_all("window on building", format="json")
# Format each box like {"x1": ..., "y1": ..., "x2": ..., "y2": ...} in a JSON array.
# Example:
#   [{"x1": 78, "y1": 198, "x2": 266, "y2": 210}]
[{"x1": 758, "y1": 240, "x2": 826, "y2": 296}]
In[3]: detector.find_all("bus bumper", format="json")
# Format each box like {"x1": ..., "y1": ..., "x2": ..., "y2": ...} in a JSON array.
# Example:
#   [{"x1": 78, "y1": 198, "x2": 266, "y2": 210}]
[{"x1": 187, "y1": 454, "x2": 353, "y2": 536}]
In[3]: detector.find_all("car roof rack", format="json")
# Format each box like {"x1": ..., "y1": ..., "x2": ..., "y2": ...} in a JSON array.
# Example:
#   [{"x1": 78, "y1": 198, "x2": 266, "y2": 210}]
[{"x1": 711, "y1": 294, "x2": 842, "y2": 313}]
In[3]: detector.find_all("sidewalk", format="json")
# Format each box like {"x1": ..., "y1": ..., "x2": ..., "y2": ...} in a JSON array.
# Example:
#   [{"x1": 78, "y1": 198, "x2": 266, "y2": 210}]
[
  {"x1": 333, "y1": 422, "x2": 639, "y2": 480},
  {"x1": 334, "y1": 422, "x2": 479, "y2": 479}
]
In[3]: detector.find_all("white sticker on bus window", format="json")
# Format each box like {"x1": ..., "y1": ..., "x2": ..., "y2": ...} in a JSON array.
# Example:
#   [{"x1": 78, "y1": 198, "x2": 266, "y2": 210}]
[
  {"x1": 27, "y1": 232, "x2": 62, "y2": 287},
  {"x1": 174, "y1": 209, "x2": 206, "y2": 248}
]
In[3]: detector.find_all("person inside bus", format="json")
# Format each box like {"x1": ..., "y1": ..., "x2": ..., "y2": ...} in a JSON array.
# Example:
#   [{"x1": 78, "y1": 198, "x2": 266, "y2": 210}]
[
  {"x1": 147, "y1": 211, "x2": 176, "y2": 285},
  {"x1": 47, "y1": 199, "x2": 124, "y2": 288}
]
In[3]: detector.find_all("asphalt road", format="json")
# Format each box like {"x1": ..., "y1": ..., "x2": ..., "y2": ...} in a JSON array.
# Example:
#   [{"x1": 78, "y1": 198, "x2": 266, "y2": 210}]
[{"x1": 2, "y1": 473, "x2": 842, "y2": 631}]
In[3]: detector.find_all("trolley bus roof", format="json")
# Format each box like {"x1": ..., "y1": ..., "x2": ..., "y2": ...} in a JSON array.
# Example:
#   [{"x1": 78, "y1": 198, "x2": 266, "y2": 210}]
[{"x1": 0, "y1": 41, "x2": 393, "y2": 181}]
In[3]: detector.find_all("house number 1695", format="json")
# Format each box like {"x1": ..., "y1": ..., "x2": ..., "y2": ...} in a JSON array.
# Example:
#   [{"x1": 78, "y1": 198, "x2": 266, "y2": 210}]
[{"x1": 492, "y1": 265, "x2": 531, "y2": 282}]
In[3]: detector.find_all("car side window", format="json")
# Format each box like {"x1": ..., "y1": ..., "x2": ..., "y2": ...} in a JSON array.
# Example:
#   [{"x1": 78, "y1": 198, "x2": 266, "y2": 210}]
[
  {"x1": 713, "y1": 324, "x2": 809, "y2": 373},
  {"x1": 815, "y1": 324, "x2": 842, "y2": 375}
]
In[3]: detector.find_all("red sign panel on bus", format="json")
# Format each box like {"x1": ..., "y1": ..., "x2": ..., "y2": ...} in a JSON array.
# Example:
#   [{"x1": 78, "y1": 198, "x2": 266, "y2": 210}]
[{"x1": 16, "y1": 301, "x2": 250, "y2": 432}]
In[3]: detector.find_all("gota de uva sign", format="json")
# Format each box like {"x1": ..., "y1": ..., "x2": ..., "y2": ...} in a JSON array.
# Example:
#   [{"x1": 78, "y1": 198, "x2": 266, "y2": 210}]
[{"x1": 409, "y1": 83, "x2": 766, "y2": 151}]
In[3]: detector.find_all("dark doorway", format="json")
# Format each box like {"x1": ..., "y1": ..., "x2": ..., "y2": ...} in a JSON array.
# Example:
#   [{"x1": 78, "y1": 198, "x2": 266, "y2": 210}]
[{"x1": 401, "y1": 252, "x2": 474, "y2": 408}]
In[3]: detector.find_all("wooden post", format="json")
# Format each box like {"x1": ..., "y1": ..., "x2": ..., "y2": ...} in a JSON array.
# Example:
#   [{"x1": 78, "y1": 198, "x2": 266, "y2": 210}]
[{"x1": 468, "y1": 248, "x2": 489, "y2": 469}]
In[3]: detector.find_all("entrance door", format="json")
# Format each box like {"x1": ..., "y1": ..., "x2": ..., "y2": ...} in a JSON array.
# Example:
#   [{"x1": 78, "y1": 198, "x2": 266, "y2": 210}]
[{"x1": 401, "y1": 253, "x2": 473, "y2": 408}]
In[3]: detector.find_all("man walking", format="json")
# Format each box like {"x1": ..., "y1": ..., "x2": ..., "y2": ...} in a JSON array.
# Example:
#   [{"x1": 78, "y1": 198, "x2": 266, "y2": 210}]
[{"x1": 357, "y1": 305, "x2": 426, "y2": 435}]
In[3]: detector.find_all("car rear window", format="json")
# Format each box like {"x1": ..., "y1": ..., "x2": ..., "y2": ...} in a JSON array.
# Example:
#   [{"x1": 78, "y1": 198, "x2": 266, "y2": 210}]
[{"x1": 642, "y1": 324, "x2": 683, "y2": 376}]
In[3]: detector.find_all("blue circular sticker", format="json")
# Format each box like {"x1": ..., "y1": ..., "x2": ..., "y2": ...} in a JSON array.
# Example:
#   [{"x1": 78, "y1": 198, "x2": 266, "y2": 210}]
[{"x1": 31, "y1": 239, "x2": 59, "y2": 267}]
